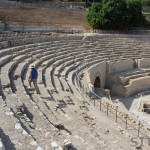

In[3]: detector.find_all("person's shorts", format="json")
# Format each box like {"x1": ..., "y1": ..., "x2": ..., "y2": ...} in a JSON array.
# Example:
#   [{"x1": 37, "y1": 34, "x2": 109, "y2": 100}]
[{"x1": 28, "y1": 79, "x2": 37, "y2": 82}]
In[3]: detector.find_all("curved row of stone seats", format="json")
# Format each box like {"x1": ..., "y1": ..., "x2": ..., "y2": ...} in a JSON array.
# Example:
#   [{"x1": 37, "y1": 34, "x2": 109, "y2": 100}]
[
  {"x1": 0, "y1": 53, "x2": 41, "y2": 148},
  {"x1": 39, "y1": 48, "x2": 81, "y2": 92},
  {"x1": 0, "y1": 40, "x2": 79, "y2": 149},
  {"x1": 0, "y1": 34, "x2": 150, "y2": 149},
  {"x1": 1, "y1": 48, "x2": 52, "y2": 98},
  {"x1": 94, "y1": 38, "x2": 149, "y2": 58},
  {"x1": 2, "y1": 42, "x2": 57, "y2": 86},
  {"x1": 39, "y1": 51, "x2": 83, "y2": 97},
  {"x1": 2, "y1": 41, "x2": 78, "y2": 148},
  {"x1": 0, "y1": 39, "x2": 82, "y2": 64},
  {"x1": 50, "y1": 48, "x2": 96, "y2": 92},
  {"x1": 19, "y1": 39, "x2": 84, "y2": 103},
  {"x1": 0, "y1": 34, "x2": 84, "y2": 50},
  {"x1": 0, "y1": 45, "x2": 26, "y2": 57},
  {"x1": 34, "y1": 62, "x2": 63, "y2": 118},
  {"x1": 10, "y1": 60, "x2": 58, "y2": 149},
  {"x1": 41, "y1": 42, "x2": 85, "y2": 92},
  {"x1": 72, "y1": 59, "x2": 106, "y2": 91},
  {"x1": 50, "y1": 57, "x2": 76, "y2": 91},
  {"x1": 60, "y1": 60, "x2": 80, "y2": 77},
  {"x1": 61, "y1": 50, "x2": 102, "y2": 86},
  {"x1": 0, "y1": 55, "x2": 12, "y2": 67},
  {"x1": 37, "y1": 59, "x2": 53, "y2": 85},
  {"x1": 0, "y1": 32, "x2": 52, "y2": 42},
  {"x1": 7, "y1": 37, "x2": 148, "y2": 142},
  {"x1": 31, "y1": 40, "x2": 102, "y2": 107},
  {"x1": 108, "y1": 69, "x2": 150, "y2": 84},
  {"x1": 0, "y1": 33, "x2": 148, "y2": 59},
  {"x1": 17, "y1": 41, "x2": 113, "y2": 149},
  {"x1": 0, "y1": 43, "x2": 55, "y2": 60},
  {"x1": 41, "y1": 60, "x2": 55, "y2": 87},
  {"x1": 52, "y1": 62, "x2": 69, "y2": 92},
  {"x1": 1, "y1": 55, "x2": 28, "y2": 88},
  {"x1": 123, "y1": 71, "x2": 150, "y2": 85},
  {"x1": 0, "y1": 96, "x2": 36, "y2": 150},
  {"x1": 0, "y1": 35, "x2": 103, "y2": 148}
]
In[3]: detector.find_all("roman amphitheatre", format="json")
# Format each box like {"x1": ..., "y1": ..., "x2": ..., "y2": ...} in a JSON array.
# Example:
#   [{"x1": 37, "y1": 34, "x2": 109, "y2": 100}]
[{"x1": 0, "y1": 0, "x2": 150, "y2": 150}]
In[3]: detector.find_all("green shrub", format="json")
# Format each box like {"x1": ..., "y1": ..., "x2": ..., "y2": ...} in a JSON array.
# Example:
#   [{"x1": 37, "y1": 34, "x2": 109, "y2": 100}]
[{"x1": 87, "y1": 0, "x2": 147, "y2": 30}]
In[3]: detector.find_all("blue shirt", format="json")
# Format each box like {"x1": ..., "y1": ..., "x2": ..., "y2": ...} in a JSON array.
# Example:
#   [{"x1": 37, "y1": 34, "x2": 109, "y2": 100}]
[{"x1": 31, "y1": 68, "x2": 38, "y2": 80}]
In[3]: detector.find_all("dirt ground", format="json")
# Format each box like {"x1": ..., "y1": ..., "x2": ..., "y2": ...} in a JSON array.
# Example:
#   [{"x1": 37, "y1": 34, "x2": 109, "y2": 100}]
[{"x1": 0, "y1": 7, "x2": 91, "y2": 29}]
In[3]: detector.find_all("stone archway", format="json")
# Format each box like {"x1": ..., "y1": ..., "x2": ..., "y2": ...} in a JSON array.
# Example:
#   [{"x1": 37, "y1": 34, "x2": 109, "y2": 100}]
[{"x1": 94, "y1": 76, "x2": 101, "y2": 88}]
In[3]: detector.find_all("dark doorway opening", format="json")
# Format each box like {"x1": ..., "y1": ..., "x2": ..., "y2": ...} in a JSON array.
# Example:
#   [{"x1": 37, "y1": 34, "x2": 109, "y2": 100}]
[{"x1": 94, "y1": 76, "x2": 101, "y2": 88}]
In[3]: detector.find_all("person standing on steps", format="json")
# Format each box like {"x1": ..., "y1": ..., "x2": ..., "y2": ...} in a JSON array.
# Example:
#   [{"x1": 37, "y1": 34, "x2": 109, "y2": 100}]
[{"x1": 28, "y1": 64, "x2": 38, "y2": 93}]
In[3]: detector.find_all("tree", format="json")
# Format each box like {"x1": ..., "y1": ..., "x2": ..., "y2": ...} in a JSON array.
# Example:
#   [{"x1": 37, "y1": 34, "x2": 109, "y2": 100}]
[
  {"x1": 126, "y1": 0, "x2": 145, "y2": 28},
  {"x1": 142, "y1": 0, "x2": 150, "y2": 6},
  {"x1": 87, "y1": 3, "x2": 103, "y2": 28},
  {"x1": 100, "y1": 0, "x2": 127, "y2": 29},
  {"x1": 87, "y1": 0, "x2": 146, "y2": 30}
]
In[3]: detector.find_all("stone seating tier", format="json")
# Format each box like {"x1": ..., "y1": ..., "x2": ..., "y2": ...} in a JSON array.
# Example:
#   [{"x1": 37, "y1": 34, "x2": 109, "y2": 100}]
[{"x1": 0, "y1": 34, "x2": 149, "y2": 149}]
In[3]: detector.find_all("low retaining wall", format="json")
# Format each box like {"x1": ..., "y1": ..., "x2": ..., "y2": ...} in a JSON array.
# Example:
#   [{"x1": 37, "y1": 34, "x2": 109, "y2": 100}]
[
  {"x1": 85, "y1": 62, "x2": 107, "y2": 88},
  {"x1": 139, "y1": 58, "x2": 150, "y2": 68},
  {"x1": 86, "y1": 59, "x2": 150, "y2": 97}
]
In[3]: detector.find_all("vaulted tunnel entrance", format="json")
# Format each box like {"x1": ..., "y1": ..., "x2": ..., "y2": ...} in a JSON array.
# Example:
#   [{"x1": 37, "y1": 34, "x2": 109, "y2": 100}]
[{"x1": 94, "y1": 76, "x2": 101, "y2": 88}]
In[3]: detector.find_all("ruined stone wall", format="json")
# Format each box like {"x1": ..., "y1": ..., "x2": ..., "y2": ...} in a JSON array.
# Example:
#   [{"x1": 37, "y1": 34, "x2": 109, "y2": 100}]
[
  {"x1": 86, "y1": 62, "x2": 107, "y2": 88},
  {"x1": 84, "y1": 59, "x2": 150, "y2": 97},
  {"x1": 86, "y1": 59, "x2": 135, "y2": 89},
  {"x1": 125, "y1": 76, "x2": 150, "y2": 97},
  {"x1": 0, "y1": 41, "x2": 10, "y2": 49},
  {"x1": 107, "y1": 59, "x2": 135, "y2": 74},
  {"x1": 139, "y1": 58, "x2": 150, "y2": 68}
]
